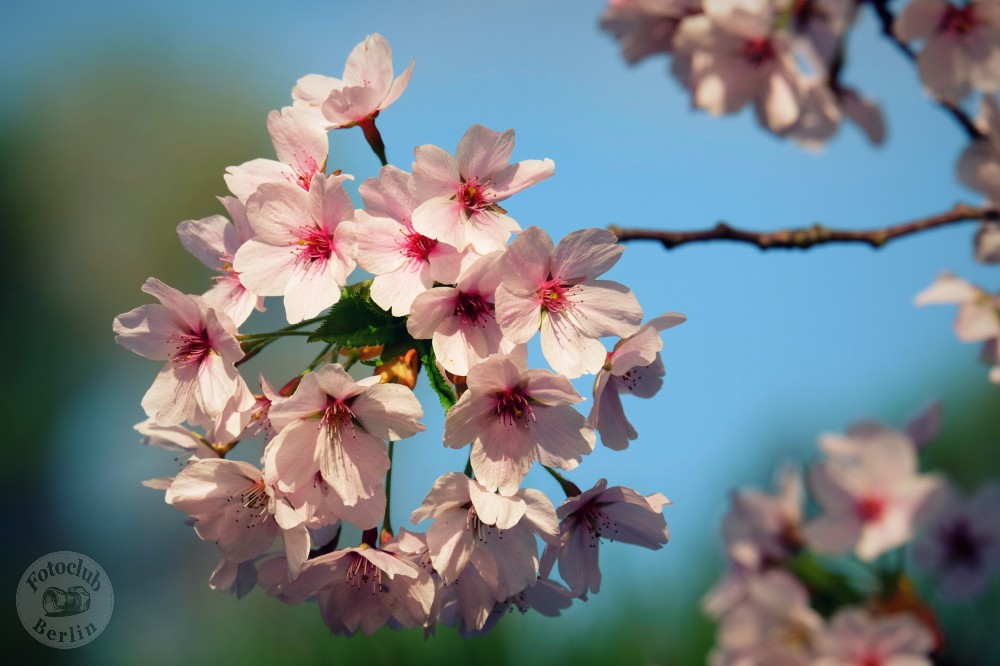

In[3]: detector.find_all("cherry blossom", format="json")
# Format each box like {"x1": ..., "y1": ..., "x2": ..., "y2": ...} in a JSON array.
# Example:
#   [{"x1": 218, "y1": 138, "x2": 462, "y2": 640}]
[
  {"x1": 266, "y1": 363, "x2": 424, "y2": 508},
  {"x1": 721, "y1": 466, "x2": 804, "y2": 570},
  {"x1": 442, "y1": 353, "x2": 596, "y2": 495},
  {"x1": 672, "y1": 0, "x2": 805, "y2": 133},
  {"x1": 541, "y1": 478, "x2": 670, "y2": 597},
  {"x1": 912, "y1": 482, "x2": 1000, "y2": 600},
  {"x1": 292, "y1": 34, "x2": 413, "y2": 131},
  {"x1": 233, "y1": 173, "x2": 357, "y2": 323},
  {"x1": 812, "y1": 608, "x2": 934, "y2": 666},
  {"x1": 165, "y1": 458, "x2": 311, "y2": 576},
  {"x1": 804, "y1": 427, "x2": 943, "y2": 561},
  {"x1": 225, "y1": 105, "x2": 335, "y2": 203},
  {"x1": 177, "y1": 196, "x2": 265, "y2": 326},
  {"x1": 495, "y1": 226, "x2": 643, "y2": 378},
  {"x1": 406, "y1": 251, "x2": 514, "y2": 376},
  {"x1": 589, "y1": 312, "x2": 686, "y2": 449},
  {"x1": 354, "y1": 165, "x2": 464, "y2": 316},
  {"x1": 411, "y1": 124, "x2": 555, "y2": 253},
  {"x1": 113, "y1": 278, "x2": 254, "y2": 426},
  {"x1": 600, "y1": 0, "x2": 701, "y2": 65},
  {"x1": 895, "y1": 0, "x2": 1000, "y2": 101}
]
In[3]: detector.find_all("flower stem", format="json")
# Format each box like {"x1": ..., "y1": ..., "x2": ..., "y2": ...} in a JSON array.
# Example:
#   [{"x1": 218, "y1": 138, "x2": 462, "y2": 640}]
[
  {"x1": 382, "y1": 441, "x2": 395, "y2": 539},
  {"x1": 544, "y1": 466, "x2": 581, "y2": 497},
  {"x1": 359, "y1": 115, "x2": 388, "y2": 167}
]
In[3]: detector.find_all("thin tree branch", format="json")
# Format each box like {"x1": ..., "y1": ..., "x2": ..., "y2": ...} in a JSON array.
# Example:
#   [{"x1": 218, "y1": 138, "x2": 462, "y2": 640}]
[
  {"x1": 866, "y1": 0, "x2": 984, "y2": 140},
  {"x1": 608, "y1": 204, "x2": 995, "y2": 251}
]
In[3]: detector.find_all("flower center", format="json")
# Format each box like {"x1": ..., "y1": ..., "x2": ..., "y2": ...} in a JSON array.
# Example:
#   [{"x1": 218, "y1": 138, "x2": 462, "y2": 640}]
[
  {"x1": 292, "y1": 155, "x2": 319, "y2": 191},
  {"x1": 941, "y1": 518, "x2": 984, "y2": 567},
  {"x1": 857, "y1": 651, "x2": 883, "y2": 666},
  {"x1": 403, "y1": 231, "x2": 437, "y2": 261},
  {"x1": 454, "y1": 291, "x2": 492, "y2": 326},
  {"x1": 855, "y1": 494, "x2": 886, "y2": 523},
  {"x1": 743, "y1": 37, "x2": 775, "y2": 67},
  {"x1": 345, "y1": 554, "x2": 385, "y2": 594},
  {"x1": 495, "y1": 388, "x2": 535, "y2": 430},
  {"x1": 458, "y1": 176, "x2": 491, "y2": 211},
  {"x1": 539, "y1": 278, "x2": 572, "y2": 313},
  {"x1": 466, "y1": 505, "x2": 498, "y2": 543},
  {"x1": 296, "y1": 226, "x2": 334, "y2": 263},
  {"x1": 321, "y1": 396, "x2": 354, "y2": 430},
  {"x1": 170, "y1": 328, "x2": 213, "y2": 365},
  {"x1": 941, "y1": 4, "x2": 977, "y2": 35},
  {"x1": 228, "y1": 479, "x2": 270, "y2": 528},
  {"x1": 581, "y1": 503, "x2": 616, "y2": 544}
]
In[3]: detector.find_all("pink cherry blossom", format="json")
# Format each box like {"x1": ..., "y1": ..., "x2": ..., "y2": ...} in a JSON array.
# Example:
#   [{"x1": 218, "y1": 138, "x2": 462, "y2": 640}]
[
  {"x1": 266, "y1": 363, "x2": 424, "y2": 508},
  {"x1": 113, "y1": 278, "x2": 255, "y2": 426},
  {"x1": 177, "y1": 196, "x2": 265, "y2": 326},
  {"x1": 790, "y1": 80, "x2": 886, "y2": 149},
  {"x1": 540, "y1": 478, "x2": 670, "y2": 597},
  {"x1": 354, "y1": 165, "x2": 464, "y2": 316},
  {"x1": 442, "y1": 353, "x2": 596, "y2": 495},
  {"x1": 589, "y1": 312, "x2": 686, "y2": 449},
  {"x1": 233, "y1": 173, "x2": 357, "y2": 323},
  {"x1": 407, "y1": 251, "x2": 514, "y2": 376},
  {"x1": 709, "y1": 570, "x2": 822, "y2": 666},
  {"x1": 895, "y1": 0, "x2": 1000, "y2": 101},
  {"x1": 209, "y1": 558, "x2": 258, "y2": 599},
  {"x1": 225, "y1": 105, "x2": 337, "y2": 203},
  {"x1": 411, "y1": 124, "x2": 555, "y2": 253},
  {"x1": 804, "y1": 428, "x2": 943, "y2": 561},
  {"x1": 813, "y1": 608, "x2": 934, "y2": 666},
  {"x1": 672, "y1": 0, "x2": 806, "y2": 133},
  {"x1": 134, "y1": 419, "x2": 221, "y2": 461},
  {"x1": 790, "y1": 0, "x2": 858, "y2": 69},
  {"x1": 721, "y1": 466, "x2": 804, "y2": 570},
  {"x1": 279, "y1": 544, "x2": 433, "y2": 635},
  {"x1": 916, "y1": 272, "x2": 1000, "y2": 383},
  {"x1": 496, "y1": 226, "x2": 644, "y2": 378},
  {"x1": 165, "y1": 458, "x2": 311, "y2": 576},
  {"x1": 292, "y1": 34, "x2": 413, "y2": 131},
  {"x1": 957, "y1": 96, "x2": 1000, "y2": 204},
  {"x1": 410, "y1": 472, "x2": 558, "y2": 630},
  {"x1": 600, "y1": 0, "x2": 701, "y2": 65},
  {"x1": 912, "y1": 482, "x2": 1000, "y2": 600}
]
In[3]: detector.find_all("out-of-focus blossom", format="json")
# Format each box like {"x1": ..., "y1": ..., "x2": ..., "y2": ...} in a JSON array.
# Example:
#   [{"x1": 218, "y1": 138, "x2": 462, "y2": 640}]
[
  {"x1": 804, "y1": 427, "x2": 943, "y2": 561},
  {"x1": 496, "y1": 226, "x2": 643, "y2": 378},
  {"x1": 600, "y1": 0, "x2": 702, "y2": 64},
  {"x1": 812, "y1": 608, "x2": 934, "y2": 666},
  {"x1": 722, "y1": 466, "x2": 804, "y2": 570},
  {"x1": 913, "y1": 482, "x2": 1000, "y2": 600},
  {"x1": 589, "y1": 312, "x2": 686, "y2": 449},
  {"x1": 411, "y1": 124, "x2": 555, "y2": 253},
  {"x1": 790, "y1": 79, "x2": 886, "y2": 149},
  {"x1": 442, "y1": 353, "x2": 596, "y2": 495},
  {"x1": 672, "y1": 0, "x2": 806, "y2": 133},
  {"x1": 895, "y1": 0, "x2": 1000, "y2": 101}
]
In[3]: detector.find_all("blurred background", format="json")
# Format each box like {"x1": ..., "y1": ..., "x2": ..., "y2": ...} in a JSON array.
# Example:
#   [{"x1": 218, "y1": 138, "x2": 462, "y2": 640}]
[{"x1": 3, "y1": 1, "x2": 999, "y2": 663}]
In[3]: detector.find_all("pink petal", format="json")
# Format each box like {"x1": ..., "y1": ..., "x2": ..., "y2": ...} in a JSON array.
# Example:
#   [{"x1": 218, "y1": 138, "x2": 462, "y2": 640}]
[
  {"x1": 551, "y1": 228, "x2": 624, "y2": 281},
  {"x1": 177, "y1": 215, "x2": 229, "y2": 270}
]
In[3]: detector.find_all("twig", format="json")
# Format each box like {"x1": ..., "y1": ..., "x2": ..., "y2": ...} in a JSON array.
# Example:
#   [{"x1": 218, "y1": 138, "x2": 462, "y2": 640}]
[{"x1": 608, "y1": 204, "x2": 995, "y2": 251}]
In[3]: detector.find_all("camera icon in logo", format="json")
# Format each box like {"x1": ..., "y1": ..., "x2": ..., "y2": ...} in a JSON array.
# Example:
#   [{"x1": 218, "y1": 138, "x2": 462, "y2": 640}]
[{"x1": 41, "y1": 586, "x2": 91, "y2": 617}]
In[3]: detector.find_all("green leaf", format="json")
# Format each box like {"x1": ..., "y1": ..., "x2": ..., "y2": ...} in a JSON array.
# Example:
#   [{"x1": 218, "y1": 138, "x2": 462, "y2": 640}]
[
  {"x1": 309, "y1": 281, "x2": 409, "y2": 349},
  {"x1": 416, "y1": 340, "x2": 456, "y2": 412}
]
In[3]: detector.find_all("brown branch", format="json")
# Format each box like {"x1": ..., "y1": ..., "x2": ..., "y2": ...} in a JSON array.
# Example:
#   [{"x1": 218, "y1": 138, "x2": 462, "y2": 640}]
[
  {"x1": 608, "y1": 204, "x2": 995, "y2": 251},
  {"x1": 866, "y1": 0, "x2": 984, "y2": 140}
]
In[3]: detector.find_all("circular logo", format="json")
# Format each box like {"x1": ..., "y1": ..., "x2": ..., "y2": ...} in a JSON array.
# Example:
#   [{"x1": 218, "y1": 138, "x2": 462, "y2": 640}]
[{"x1": 16, "y1": 551, "x2": 113, "y2": 649}]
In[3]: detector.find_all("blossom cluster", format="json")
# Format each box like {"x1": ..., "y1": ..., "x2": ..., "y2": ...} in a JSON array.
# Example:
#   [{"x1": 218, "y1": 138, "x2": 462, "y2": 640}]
[
  {"x1": 113, "y1": 34, "x2": 684, "y2": 636},
  {"x1": 702, "y1": 407, "x2": 1000, "y2": 665},
  {"x1": 602, "y1": 0, "x2": 1000, "y2": 150}
]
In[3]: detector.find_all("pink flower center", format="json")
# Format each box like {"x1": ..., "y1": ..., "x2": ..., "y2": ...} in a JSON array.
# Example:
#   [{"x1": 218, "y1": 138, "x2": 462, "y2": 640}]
[
  {"x1": 495, "y1": 388, "x2": 535, "y2": 430},
  {"x1": 292, "y1": 155, "x2": 319, "y2": 191},
  {"x1": 743, "y1": 37, "x2": 775, "y2": 67},
  {"x1": 940, "y1": 4, "x2": 977, "y2": 35},
  {"x1": 296, "y1": 226, "x2": 334, "y2": 263},
  {"x1": 454, "y1": 291, "x2": 492, "y2": 326},
  {"x1": 855, "y1": 494, "x2": 886, "y2": 523},
  {"x1": 228, "y1": 479, "x2": 270, "y2": 528},
  {"x1": 466, "y1": 505, "x2": 498, "y2": 543},
  {"x1": 457, "y1": 176, "x2": 492, "y2": 211},
  {"x1": 321, "y1": 397, "x2": 355, "y2": 430},
  {"x1": 345, "y1": 554, "x2": 385, "y2": 593},
  {"x1": 857, "y1": 650, "x2": 883, "y2": 666},
  {"x1": 580, "y1": 503, "x2": 617, "y2": 543},
  {"x1": 403, "y1": 231, "x2": 437, "y2": 262},
  {"x1": 539, "y1": 278, "x2": 572, "y2": 313},
  {"x1": 170, "y1": 328, "x2": 213, "y2": 365}
]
